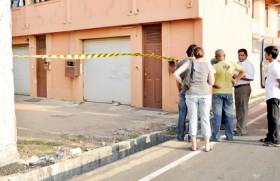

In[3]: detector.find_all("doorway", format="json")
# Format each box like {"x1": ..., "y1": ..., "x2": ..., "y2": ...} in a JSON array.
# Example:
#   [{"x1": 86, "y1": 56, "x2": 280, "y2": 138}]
[
  {"x1": 143, "y1": 25, "x2": 162, "y2": 109},
  {"x1": 36, "y1": 36, "x2": 47, "y2": 97}
]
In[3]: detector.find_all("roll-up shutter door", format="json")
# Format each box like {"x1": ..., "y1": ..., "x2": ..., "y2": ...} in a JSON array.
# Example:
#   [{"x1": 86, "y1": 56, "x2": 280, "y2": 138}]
[{"x1": 83, "y1": 37, "x2": 131, "y2": 104}]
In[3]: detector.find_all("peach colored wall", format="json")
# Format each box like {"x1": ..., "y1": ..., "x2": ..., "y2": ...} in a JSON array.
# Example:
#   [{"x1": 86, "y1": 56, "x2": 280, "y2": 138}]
[
  {"x1": 162, "y1": 20, "x2": 202, "y2": 112},
  {"x1": 12, "y1": 0, "x2": 200, "y2": 37},
  {"x1": 39, "y1": 26, "x2": 144, "y2": 105}
]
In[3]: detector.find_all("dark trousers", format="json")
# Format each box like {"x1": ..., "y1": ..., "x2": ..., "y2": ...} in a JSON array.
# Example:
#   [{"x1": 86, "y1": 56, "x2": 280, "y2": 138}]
[
  {"x1": 266, "y1": 98, "x2": 280, "y2": 143},
  {"x1": 234, "y1": 85, "x2": 251, "y2": 134}
]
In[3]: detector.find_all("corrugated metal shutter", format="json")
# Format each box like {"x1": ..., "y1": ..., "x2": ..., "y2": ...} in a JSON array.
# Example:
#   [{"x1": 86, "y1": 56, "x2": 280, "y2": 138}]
[
  {"x1": 83, "y1": 37, "x2": 131, "y2": 104},
  {"x1": 12, "y1": 45, "x2": 30, "y2": 95}
]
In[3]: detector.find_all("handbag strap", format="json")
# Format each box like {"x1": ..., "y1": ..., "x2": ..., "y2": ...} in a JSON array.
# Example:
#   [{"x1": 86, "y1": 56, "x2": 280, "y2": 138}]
[{"x1": 190, "y1": 60, "x2": 194, "y2": 81}]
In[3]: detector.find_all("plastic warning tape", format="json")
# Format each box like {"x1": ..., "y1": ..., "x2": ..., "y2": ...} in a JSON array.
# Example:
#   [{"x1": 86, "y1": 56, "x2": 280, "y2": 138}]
[{"x1": 13, "y1": 53, "x2": 180, "y2": 62}]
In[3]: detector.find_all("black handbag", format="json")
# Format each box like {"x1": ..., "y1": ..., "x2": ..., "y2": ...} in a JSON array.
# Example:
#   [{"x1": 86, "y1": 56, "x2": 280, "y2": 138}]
[{"x1": 181, "y1": 60, "x2": 194, "y2": 90}]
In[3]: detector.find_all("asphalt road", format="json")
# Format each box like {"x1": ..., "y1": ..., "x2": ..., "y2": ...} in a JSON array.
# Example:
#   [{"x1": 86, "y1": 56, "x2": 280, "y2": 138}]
[{"x1": 69, "y1": 102, "x2": 280, "y2": 181}]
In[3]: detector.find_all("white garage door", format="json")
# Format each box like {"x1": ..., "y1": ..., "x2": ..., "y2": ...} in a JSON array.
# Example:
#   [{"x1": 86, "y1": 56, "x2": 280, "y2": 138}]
[
  {"x1": 12, "y1": 45, "x2": 30, "y2": 95},
  {"x1": 83, "y1": 37, "x2": 131, "y2": 104}
]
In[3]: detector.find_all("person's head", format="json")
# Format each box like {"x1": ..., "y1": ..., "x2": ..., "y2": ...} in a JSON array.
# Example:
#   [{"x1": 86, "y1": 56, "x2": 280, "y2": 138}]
[
  {"x1": 215, "y1": 49, "x2": 225, "y2": 62},
  {"x1": 264, "y1": 46, "x2": 279, "y2": 61},
  {"x1": 186, "y1": 44, "x2": 197, "y2": 57},
  {"x1": 237, "y1": 48, "x2": 248, "y2": 62},
  {"x1": 193, "y1": 47, "x2": 204, "y2": 59}
]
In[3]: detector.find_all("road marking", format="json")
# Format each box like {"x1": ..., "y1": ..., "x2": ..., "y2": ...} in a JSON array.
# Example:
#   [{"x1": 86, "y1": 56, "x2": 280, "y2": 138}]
[
  {"x1": 247, "y1": 112, "x2": 266, "y2": 126},
  {"x1": 138, "y1": 112, "x2": 267, "y2": 181},
  {"x1": 138, "y1": 142, "x2": 218, "y2": 181}
]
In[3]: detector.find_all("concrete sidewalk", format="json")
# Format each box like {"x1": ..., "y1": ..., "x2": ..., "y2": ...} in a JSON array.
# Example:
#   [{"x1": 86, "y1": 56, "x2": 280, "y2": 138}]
[{"x1": 15, "y1": 95, "x2": 178, "y2": 146}]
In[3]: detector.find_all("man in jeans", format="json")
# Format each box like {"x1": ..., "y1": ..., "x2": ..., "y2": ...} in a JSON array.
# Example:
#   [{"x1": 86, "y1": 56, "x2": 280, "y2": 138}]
[
  {"x1": 176, "y1": 44, "x2": 197, "y2": 141},
  {"x1": 261, "y1": 46, "x2": 280, "y2": 147},
  {"x1": 211, "y1": 49, "x2": 245, "y2": 141}
]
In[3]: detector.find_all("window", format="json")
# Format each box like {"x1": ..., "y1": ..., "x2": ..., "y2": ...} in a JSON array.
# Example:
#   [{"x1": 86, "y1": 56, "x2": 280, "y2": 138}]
[
  {"x1": 239, "y1": 0, "x2": 247, "y2": 5},
  {"x1": 11, "y1": 0, "x2": 25, "y2": 8}
]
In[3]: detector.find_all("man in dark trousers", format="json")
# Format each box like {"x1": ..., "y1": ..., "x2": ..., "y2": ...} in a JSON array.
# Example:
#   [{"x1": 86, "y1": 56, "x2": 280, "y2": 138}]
[
  {"x1": 176, "y1": 44, "x2": 197, "y2": 141},
  {"x1": 260, "y1": 46, "x2": 280, "y2": 147},
  {"x1": 234, "y1": 49, "x2": 255, "y2": 136}
]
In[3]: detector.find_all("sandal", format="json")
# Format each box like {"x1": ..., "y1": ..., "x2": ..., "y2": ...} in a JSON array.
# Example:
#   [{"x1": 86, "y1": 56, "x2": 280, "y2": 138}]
[
  {"x1": 204, "y1": 147, "x2": 213, "y2": 152},
  {"x1": 189, "y1": 147, "x2": 196, "y2": 151}
]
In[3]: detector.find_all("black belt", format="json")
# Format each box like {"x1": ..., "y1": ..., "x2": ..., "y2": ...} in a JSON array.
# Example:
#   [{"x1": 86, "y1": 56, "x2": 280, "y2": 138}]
[{"x1": 234, "y1": 84, "x2": 250, "y2": 88}]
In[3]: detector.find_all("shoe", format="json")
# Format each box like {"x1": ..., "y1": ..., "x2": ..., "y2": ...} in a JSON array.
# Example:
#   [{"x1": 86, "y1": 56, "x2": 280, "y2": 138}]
[
  {"x1": 220, "y1": 124, "x2": 226, "y2": 130},
  {"x1": 263, "y1": 142, "x2": 274, "y2": 147},
  {"x1": 234, "y1": 132, "x2": 248, "y2": 136},
  {"x1": 177, "y1": 136, "x2": 184, "y2": 141},
  {"x1": 204, "y1": 147, "x2": 213, "y2": 152},
  {"x1": 259, "y1": 138, "x2": 269, "y2": 142},
  {"x1": 226, "y1": 137, "x2": 233, "y2": 141},
  {"x1": 273, "y1": 143, "x2": 280, "y2": 147},
  {"x1": 210, "y1": 138, "x2": 221, "y2": 142}
]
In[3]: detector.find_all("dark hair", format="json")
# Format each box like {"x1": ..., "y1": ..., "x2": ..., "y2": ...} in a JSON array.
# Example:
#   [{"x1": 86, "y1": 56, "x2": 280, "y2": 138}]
[
  {"x1": 186, "y1": 44, "x2": 197, "y2": 57},
  {"x1": 193, "y1": 47, "x2": 204, "y2": 59},
  {"x1": 238, "y1": 48, "x2": 248, "y2": 56},
  {"x1": 264, "y1": 46, "x2": 279, "y2": 59}
]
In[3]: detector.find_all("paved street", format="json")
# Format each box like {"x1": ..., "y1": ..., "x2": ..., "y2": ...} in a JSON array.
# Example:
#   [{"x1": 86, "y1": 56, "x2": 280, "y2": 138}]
[{"x1": 69, "y1": 102, "x2": 280, "y2": 181}]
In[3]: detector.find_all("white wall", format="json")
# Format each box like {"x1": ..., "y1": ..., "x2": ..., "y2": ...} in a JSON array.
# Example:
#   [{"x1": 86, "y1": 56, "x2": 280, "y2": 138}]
[{"x1": 201, "y1": 0, "x2": 278, "y2": 98}]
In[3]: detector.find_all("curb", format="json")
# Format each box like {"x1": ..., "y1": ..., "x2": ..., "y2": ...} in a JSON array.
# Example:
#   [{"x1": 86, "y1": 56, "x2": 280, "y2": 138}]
[{"x1": 1, "y1": 132, "x2": 175, "y2": 181}]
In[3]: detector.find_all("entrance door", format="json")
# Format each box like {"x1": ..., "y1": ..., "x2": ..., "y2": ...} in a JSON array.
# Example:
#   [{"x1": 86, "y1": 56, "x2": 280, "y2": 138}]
[
  {"x1": 143, "y1": 25, "x2": 162, "y2": 109},
  {"x1": 36, "y1": 36, "x2": 47, "y2": 97}
]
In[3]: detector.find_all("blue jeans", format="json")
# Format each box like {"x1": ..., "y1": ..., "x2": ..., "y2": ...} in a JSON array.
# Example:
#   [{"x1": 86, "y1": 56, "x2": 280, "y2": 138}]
[
  {"x1": 186, "y1": 95, "x2": 211, "y2": 138},
  {"x1": 177, "y1": 89, "x2": 188, "y2": 141},
  {"x1": 211, "y1": 94, "x2": 234, "y2": 141}
]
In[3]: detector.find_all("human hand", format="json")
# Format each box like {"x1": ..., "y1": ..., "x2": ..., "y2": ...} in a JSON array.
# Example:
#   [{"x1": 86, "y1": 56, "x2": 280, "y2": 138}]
[{"x1": 213, "y1": 85, "x2": 221, "y2": 89}]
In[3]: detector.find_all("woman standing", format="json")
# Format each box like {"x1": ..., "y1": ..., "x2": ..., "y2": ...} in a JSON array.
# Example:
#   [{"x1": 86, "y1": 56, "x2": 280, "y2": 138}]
[{"x1": 174, "y1": 47, "x2": 214, "y2": 152}]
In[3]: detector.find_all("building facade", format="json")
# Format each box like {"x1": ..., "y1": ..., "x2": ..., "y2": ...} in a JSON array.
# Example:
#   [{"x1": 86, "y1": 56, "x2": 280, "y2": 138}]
[{"x1": 11, "y1": 0, "x2": 280, "y2": 111}]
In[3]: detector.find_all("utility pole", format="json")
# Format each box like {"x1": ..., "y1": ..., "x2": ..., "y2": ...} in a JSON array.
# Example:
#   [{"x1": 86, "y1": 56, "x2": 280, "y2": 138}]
[{"x1": 0, "y1": 0, "x2": 19, "y2": 167}]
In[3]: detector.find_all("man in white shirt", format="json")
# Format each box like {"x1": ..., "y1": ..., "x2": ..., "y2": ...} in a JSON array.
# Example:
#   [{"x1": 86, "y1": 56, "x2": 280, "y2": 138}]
[
  {"x1": 260, "y1": 46, "x2": 280, "y2": 147},
  {"x1": 233, "y1": 49, "x2": 255, "y2": 136}
]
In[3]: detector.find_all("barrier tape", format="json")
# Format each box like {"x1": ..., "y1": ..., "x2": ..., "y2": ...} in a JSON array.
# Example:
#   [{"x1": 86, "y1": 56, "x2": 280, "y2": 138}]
[{"x1": 13, "y1": 53, "x2": 180, "y2": 62}]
